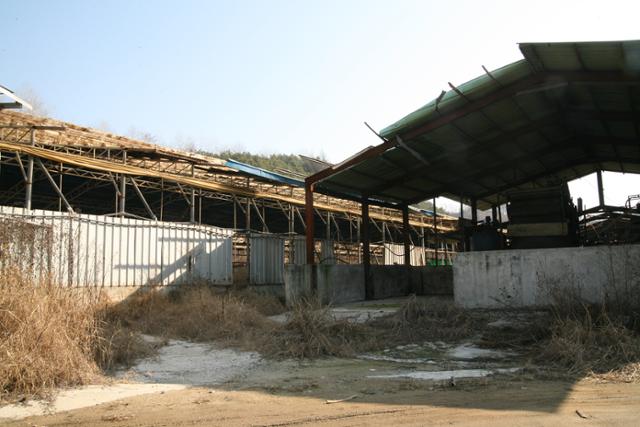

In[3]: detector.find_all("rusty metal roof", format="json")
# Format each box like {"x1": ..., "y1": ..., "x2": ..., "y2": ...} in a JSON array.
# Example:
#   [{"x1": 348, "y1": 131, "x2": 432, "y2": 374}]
[{"x1": 310, "y1": 40, "x2": 640, "y2": 210}]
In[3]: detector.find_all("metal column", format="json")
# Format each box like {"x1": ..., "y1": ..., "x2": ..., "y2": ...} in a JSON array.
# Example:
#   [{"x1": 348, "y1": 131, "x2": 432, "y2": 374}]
[
  {"x1": 433, "y1": 198, "x2": 438, "y2": 266},
  {"x1": 402, "y1": 205, "x2": 411, "y2": 267},
  {"x1": 119, "y1": 151, "x2": 127, "y2": 216},
  {"x1": 596, "y1": 170, "x2": 605, "y2": 208},
  {"x1": 304, "y1": 183, "x2": 315, "y2": 265},
  {"x1": 362, "y1": 200, "x2": 372, "y2": 299},
  {"x1": 190, "y1": 165, "x2": 196, "y2": 223},
  {"x1": 471, "y1": 198, "x2": 478, "y2": 224},
  {"x1": 24, "y1": 129, "x2": 34, "y2": 210}
]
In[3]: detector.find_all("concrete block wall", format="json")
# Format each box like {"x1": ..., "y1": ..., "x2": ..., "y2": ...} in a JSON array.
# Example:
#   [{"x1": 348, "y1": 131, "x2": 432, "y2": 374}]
[
  {"x1": 317, "y1": 265, "x2": 366, "y2": 304},
  {"x1": 284, "y1": 264, "x2": 453, "y2": 306},
  {"x1": 454, "y1": 244, "x2": 640, "y2": 308}
]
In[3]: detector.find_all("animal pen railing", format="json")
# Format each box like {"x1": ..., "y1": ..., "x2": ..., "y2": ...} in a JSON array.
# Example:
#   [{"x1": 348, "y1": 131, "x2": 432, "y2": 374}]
[{"x1": 0, "y1": 205, "x2": 233, "y2": 287}]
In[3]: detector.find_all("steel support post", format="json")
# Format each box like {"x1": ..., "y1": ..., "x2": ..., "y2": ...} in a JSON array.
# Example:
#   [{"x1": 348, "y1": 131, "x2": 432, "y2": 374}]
[
  {"x1": 119, "y1": 151, "x2": 127, "y2": 216},
  {"x1": 433, "y1": 198, "x2": 438, "y2": 266},
  {"x1": 471, "y1": 198, "x2": 478, "y2": 224},
  {"x1": 362, "y1": 200, "x2": 372, "y2": 299},
  {"x1": 289, "y1": 204, "x2": 294, "y2": 234},
  {"x1": 24, "y1": 129, "x2": 34, "y2": 210},
  {"x1": 190, "y1": 189, "x2": 196, "y2": 223},
  {"x1": 233, "y1": 198, "x2": 237, "y2": 229},
  {"x1": 246, "y1": 197, "x2": 251, "y2": 231},
  {"x1": 190, "y1": 165, "x2": 196, "y2": 223},
  {"x1": 58, "y1": 163, "x2": 63, "y2": 212},
  {"x1": 305, "y1": 183, "x2": 315, "y2": 264},
  {"x1": 597, "y1": 170, "x2": 605, "y2": 208},
  {"x1": 402, "y1": 204, "x2": 411, "y2": 267},
  {"x1": 119, "y1": 174, "x2": 126, "y2": 215}
]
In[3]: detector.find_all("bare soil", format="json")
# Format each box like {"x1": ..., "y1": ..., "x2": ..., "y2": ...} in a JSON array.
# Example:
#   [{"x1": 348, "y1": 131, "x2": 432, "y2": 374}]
[
  {"x1": 3, "y1": 295, "x2": 640, "y2": 426},
  {"x1": 3, "y1": 376, "x2": 639, "y2": 427}
]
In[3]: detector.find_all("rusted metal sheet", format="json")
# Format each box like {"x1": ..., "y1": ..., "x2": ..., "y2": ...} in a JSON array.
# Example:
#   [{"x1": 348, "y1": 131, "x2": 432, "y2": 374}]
[{"x1": 0, "y1": 205, "x2": 233, "y2": 286}]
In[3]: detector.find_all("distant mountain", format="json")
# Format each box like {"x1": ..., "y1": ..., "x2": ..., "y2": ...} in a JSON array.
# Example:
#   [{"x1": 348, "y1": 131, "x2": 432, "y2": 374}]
[{"x1": 202, "y1": 150, "x2": 329, "y2": 178}]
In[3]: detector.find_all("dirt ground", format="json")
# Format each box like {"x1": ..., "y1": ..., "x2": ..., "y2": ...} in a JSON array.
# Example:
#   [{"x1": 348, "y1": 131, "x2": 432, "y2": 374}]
[
  {"x1": 2, "y1": 297, "x2": 640, "y2": 426},
  {"x1": 3, "y1": 378, "x2": 639, "y2": 427}
]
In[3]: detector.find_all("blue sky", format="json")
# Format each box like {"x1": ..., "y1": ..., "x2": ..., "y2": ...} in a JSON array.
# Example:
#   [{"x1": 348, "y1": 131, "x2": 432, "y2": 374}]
[{"x1": 2, "y1": 0, "x2": 640, "y2": 208}]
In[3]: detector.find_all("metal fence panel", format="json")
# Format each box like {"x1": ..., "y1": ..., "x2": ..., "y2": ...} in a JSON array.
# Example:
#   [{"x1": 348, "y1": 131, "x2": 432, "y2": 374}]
[
  {"x1": 249, "y1": 234, "x2": 284, "y2": 284},
  {"x1": 291, "y1": 236, "x2": 306, "y2": 265},
  {"x1": 0, "y1": 205, "x2": 233, "y2": 287}
]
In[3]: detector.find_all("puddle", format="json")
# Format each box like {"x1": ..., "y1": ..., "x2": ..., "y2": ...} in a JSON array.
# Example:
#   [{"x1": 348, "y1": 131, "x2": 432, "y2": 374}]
[
  {"x1": 117, "y1": 339, "x2": 262, "y2": 386},
  {"x1": 447, "y1": 343, "x2": 515, "y2": 360},
  {"x1": 368, "y1": 367, "x2": 521, "y2": 381},
  {"x1": 358, "y1": 354, "x2": 437, "y2": 364}
]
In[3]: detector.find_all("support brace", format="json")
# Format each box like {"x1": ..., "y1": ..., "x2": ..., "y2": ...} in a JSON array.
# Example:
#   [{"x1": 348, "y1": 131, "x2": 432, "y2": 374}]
[
  {"x1": 36, "y1": 158, "x2": 74, "y2": 213},
  {"x1": 130, "y1": 177, "x2": 158, "y2": 220}
]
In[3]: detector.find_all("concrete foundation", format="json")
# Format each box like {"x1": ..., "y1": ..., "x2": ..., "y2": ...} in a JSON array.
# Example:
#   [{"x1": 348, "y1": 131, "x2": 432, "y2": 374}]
[
  {"x1": 284, "y1": 264, "x2": 453, "y2": 306},
  {"x1": 454, "y1": 244, "x2": 640, "y2": 308}
]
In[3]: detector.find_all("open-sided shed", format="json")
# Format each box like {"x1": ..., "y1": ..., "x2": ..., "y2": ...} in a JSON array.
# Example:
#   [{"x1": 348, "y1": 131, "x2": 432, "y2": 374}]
[{"x1": 304, "y1": 40, "x2": 640, "y2": 294}]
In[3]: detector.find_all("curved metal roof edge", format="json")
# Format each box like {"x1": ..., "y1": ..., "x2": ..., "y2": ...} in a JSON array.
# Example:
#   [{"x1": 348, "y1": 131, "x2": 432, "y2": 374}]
[
  {"x1": 379, "y1": 59, "x2": 532, "y2": 138},
  {"x1": 224, "y1": 158, "x2": 304, "y2": 187}
]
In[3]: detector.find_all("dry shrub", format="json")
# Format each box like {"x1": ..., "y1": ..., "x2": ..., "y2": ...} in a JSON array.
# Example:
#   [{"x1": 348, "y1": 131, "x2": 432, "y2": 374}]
[
  {"x1": 535, "y1": 306, "x2": 640, "y2": 378},
  {"x1": 233, "y1": 288, "x2": 286, "y2": 316},
  {"x1": 94, "y1": 319, "x2": 158, "y2": 371},
  {"x1": 0, "y1": 218, "x2": 155, "y2": 401},
  {"x1": 375, "y1": 295, "x2": 475, "y2": 342},
  {"x1": 530, "y1": 266, "x2": 640, "y2": 382},
  {"x1": 0, "y1": 271, "x2": 154, "y2": 401},
  {"x1": 0, "y1": 270, "x2": 101, "y2": 400},
  {"x1": 106, "y1": 286, "x2": 275, "y2": 345},
  {"x1": 261, "y1": 298, "x2": 375, "y2": 359}
]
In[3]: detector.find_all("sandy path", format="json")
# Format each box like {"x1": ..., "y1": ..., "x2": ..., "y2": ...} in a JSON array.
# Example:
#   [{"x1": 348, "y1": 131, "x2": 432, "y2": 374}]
[{"x1": 3, "y1": 380, "x2": 639, "y2": 426}]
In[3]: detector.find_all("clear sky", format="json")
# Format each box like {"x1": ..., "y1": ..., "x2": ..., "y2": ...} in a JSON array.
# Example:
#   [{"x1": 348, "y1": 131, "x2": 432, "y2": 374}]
[{"x1": 2, "y1": 0, "x2": 640, "y2": 209}]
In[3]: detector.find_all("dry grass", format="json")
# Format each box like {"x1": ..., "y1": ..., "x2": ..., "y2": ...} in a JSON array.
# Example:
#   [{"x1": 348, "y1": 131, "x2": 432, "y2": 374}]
[
  {"x1": 533, "y1": 305, "x2": 640, "y2": 380},
  {"x1": 0, "y1": 214, "x2": 155, "y2": 401},
  {"x1": 261, "y1": 299, "x2": 376, "y2": 359},
  {"x1": 374, "y1": 295, "x2": 477, "y2": 343},
  {"x1": 0, "y1": 270, "x2": 102, "y2": 401},
  {"x1": 529, "y1": 263, "x2": 640, "y2": 382},
  {"x1": 0, "y1": 267, "x2": 153, "y2": 402},
  {"x1": 105, "y1": 287, "x2": 278, "y2": 346}
]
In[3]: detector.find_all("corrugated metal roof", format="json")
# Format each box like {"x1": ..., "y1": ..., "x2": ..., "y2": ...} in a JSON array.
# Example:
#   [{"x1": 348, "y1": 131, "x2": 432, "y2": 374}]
[
  {"x1": 312, "y1": 40, "x2": 640, "y2": 210},
  {"x1": 225, "y1": 158, "x2": 305, "y2": 187}
]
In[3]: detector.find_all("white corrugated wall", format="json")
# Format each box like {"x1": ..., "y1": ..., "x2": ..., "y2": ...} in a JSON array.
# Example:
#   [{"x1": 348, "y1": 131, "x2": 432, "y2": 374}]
[{"x1": 0, "y1": 205, "x2": 233, "y2": 287}]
